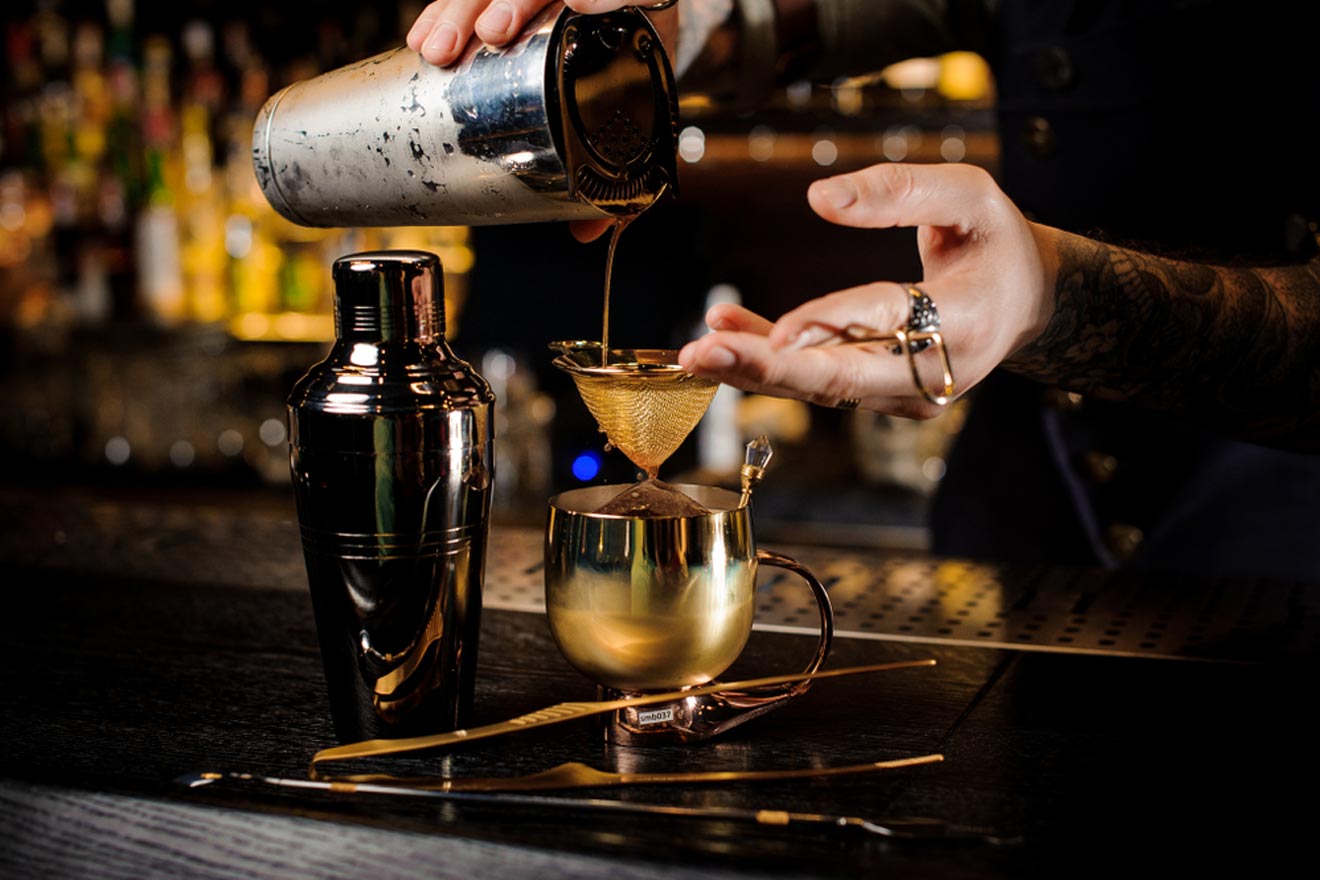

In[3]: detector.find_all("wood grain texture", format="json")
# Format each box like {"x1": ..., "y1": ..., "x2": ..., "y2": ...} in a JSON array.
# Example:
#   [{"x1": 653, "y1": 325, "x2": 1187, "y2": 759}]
[
  {"x1": 1, "y1": 488, "x2": 1313, "y2": 877},
  {"x1": 0, "y1": 780, "x2": 771, "y2": 880}
]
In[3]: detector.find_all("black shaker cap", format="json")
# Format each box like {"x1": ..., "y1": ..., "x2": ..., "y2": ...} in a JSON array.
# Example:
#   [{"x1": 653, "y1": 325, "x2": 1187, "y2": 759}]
[{"x1": 331, "y1": 250, "x2": 445, "y2": 343}]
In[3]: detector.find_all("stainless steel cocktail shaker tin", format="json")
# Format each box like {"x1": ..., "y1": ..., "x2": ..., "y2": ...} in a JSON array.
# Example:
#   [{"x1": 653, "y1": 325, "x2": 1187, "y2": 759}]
[
  {"x1": 252, "y1": 6, "x2": 677, "y2": 228},
  {"x1": 288, "y1": 251, "x2": 494, "y2": 742}
]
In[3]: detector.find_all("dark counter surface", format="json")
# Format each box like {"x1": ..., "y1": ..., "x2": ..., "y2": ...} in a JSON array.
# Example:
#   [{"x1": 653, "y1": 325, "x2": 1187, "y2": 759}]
[{"x1": 1, "y1": 485, "x2": 1316, "y2": 878}]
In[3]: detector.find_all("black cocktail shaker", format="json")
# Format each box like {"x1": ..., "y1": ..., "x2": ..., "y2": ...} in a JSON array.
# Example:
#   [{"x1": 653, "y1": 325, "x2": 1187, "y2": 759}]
[{"x1": 288, "y1": 251, "x2": 494, "y2": 743}]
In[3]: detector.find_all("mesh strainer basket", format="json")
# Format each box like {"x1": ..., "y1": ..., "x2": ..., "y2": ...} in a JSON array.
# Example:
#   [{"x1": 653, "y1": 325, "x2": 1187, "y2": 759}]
[{"x1": 551, "y1": 341, "x2": 719, "y2": 477}]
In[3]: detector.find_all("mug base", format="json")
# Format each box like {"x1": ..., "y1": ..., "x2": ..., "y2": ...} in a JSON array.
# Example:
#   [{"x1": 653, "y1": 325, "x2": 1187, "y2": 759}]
[{"x1": 597, "y1": 683, "x2": 799, "y2": 747}]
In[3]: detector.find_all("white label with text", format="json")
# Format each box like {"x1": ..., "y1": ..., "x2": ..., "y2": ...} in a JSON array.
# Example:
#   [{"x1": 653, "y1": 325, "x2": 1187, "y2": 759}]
[{"x1": 637, "y1": 707, "x2": 675, "y2": 726}]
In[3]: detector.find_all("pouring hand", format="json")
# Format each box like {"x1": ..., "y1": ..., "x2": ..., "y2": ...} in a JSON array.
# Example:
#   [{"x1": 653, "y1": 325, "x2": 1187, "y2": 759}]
[
  {"x1": 407, "y1": 0, "x2": 674, "y2": 244},
  {"x1": 678, "y1": 162, "x2": 1058, "y2": 418},
  {"x1": 408, "y1": 1, "x2": 673, "y2": 67}
]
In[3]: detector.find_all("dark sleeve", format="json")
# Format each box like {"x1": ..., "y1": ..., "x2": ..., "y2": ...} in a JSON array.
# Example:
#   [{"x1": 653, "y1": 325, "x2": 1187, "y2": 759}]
[
  {"x1": 807, "y1": 0, "x2": 996, "y2": 81},
  {"x1": 677, "y1": 0, "x2": 997, "y2": 105}
]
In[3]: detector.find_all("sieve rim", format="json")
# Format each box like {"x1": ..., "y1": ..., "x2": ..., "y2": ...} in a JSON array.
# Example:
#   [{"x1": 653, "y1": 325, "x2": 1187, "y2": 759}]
[{"x1": 550, "y1": 340, "x2": 717, "y2": 384}]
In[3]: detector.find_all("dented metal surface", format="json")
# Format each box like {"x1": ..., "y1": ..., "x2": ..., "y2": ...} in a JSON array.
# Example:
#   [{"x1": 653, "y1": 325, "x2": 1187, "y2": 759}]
[{"x1": 252, "y1": 7, "x2": 676, "y2": 228}]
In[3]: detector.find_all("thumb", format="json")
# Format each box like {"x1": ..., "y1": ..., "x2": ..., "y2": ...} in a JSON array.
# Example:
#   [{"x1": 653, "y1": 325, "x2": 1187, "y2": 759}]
[
  {"x1": 564, "y1": 1, "x2": 644, "y2": 10},
  {"x1": 807, "y1": 162, "x2": 995, "y2": 232},
  {"x1": 570, "y1": 218, "x2": 613, "y2": 243}
]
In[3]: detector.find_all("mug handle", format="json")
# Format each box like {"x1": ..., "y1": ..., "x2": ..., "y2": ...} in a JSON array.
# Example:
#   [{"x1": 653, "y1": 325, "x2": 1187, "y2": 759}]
[
  {"x1": 714, "y1": 548, "x2": 835, "y2": 708},
  {"x1": 604, "y1": 547, "x2": 835, "y2": 743}
]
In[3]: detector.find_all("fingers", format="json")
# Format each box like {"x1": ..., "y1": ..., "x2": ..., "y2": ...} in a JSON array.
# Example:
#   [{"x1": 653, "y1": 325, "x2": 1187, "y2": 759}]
[
  {"x1": 475, "y1": 0, "x2": 553, "y2": 45},
  {"x1": 807, "y1": 162, "x2": 999, "y2": 233},
  {"x1": 407, "y1": 1, "x2": 444, "y2": 51},
  {"x1": 409, "y1": 0, "x2": 480, "y2": 66},
  {"x1": 670, "y1": 163, "x2": 1035, "y2": 418},
  {"x1": 569, "y1": 218, "x2": 614, "y2": 243},
  {"x1": 409, "y1": 0, "x2": 559, "y2": 67},
  {"x1": 563, "y1": 0, "x2": 639, "y2": 10},
  {"x1": 765, "y1": 281, "x2": 911, "y2": 351},
  {"x1": 680, "y1": 332, "x2": 837, "y2": 398},
  {"x1": 678, "y1": 329, "x2": 940, "y2": 414},
  {"x1": 704, "y1": 303, "x2": 773, "y2": 336},
  {"x1": 678, "y1": 280, "x2": 957, "y2": 419}
]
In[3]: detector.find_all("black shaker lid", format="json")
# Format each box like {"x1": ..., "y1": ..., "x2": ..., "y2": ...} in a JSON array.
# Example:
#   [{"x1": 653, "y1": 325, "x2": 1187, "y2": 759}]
[
  {"x1": 332, "y1": 250, "x2": 445, "y2": 343},
  {"x1": 291, "y1": 249, "x2": 493, "y2": 425}
]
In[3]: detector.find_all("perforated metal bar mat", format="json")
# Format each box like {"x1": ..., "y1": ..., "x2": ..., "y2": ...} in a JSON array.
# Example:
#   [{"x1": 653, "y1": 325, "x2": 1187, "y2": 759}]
[
  {"x1": 4, "y1": 493, "x2": 1316, "y2": 665},
  {"x1": 485, "y1": 528, "x2": 1320, "y2": 664}
]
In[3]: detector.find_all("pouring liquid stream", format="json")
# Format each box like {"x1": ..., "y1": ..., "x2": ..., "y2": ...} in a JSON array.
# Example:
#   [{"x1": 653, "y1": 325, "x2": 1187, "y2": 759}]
[
  {"x1": 558, "y1": 212, "x2": 717, "y2": 495},
  {"x1": 600, "y1": 215, "x2": 635, "y2": 368}
]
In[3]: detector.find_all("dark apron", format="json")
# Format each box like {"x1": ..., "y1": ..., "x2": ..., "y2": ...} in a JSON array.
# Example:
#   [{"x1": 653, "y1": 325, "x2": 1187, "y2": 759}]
[{"x1": 932, "y1": 0, "x2": 1320, "y2": 580}]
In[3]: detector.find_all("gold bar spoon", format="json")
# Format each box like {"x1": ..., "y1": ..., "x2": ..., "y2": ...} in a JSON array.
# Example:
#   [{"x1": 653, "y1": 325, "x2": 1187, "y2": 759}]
[
  {"x1": 311, "y1": 659, "x2": 937, "y2": 773},
  {"x1": 309, "y1": 753, "x2": 944, "y2": 792}
]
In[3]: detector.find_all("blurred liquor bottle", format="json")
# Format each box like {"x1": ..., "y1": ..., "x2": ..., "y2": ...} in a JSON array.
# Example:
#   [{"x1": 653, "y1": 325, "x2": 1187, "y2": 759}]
[
  {"x1": 177, "y1": 19, "x2": 228, "y2": 324},
  {"x1": 0, "y1": 12, "x2": 57, "y2": 326},
  {"x1": 222, "y1": 58, "x2": 281, "y2": 332},
  {"x1": 103, "y1": 0, "x2": 144, "y2": 322},
  {"x1": 136, "y1": 33, "x2": 185, "y2": 324}
]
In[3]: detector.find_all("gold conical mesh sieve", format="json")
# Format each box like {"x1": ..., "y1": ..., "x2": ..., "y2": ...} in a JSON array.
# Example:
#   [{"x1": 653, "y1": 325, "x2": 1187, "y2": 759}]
[{"x1": 551, "y1": 341, "x2": 719, "y2": 477}]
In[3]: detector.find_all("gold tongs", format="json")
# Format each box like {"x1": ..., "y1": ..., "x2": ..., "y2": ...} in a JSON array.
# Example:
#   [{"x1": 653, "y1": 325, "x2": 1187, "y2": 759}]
[
  {"x1": 310, "y1": 660, "x2": 937, "y2": 777},
  {"x1": 340, "y1": 753, "x2": 944, "y2": 792},
  {"x1": 180, "y1": 757, "x2": 1020, "y2": 845},
  {"x1": 196, "y1": 754, "x2": 943, "y2": 795}
]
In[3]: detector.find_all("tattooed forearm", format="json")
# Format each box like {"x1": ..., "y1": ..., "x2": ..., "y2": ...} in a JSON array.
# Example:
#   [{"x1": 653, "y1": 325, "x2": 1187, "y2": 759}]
[{"x1": 1005, "y1": 230, "x2": 1320, "y2": 450}]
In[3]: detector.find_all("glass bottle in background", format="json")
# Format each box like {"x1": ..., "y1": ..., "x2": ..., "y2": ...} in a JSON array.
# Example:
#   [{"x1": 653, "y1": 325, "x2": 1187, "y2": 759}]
[
  {"x1": 178, "y1": 20, "x2": 227, "y2": 324},
  {"x1": 69, "y1": 18, "x2": 112, "y2": 324},
  {"x1": 0, "y1": 1, "x2": 487, "y2": 484},
  {"x1": 102, "y1": 0, "x2": 142, "y2": 322},
  {"x1": 136, "y1": 35, "x2": 184, "y2": 325},
  {"x1": 1, "y1": 19, "x2": 58, "y2": 324},
  {"x1": 35, "y1": 4, "x2": 80, "y2": 331},
  {"x1": 223, "y1": 63, "x2": 283, "y2": 333}
]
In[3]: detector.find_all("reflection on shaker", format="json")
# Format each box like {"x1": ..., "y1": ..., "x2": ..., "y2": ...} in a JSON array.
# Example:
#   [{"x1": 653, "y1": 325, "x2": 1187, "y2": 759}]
[
  {"x1": 251, "y1": 7, "x2": 677, "y2": 229},
  {"x1": 288, "y1": 250, "x2": 494, "y2": 743}
]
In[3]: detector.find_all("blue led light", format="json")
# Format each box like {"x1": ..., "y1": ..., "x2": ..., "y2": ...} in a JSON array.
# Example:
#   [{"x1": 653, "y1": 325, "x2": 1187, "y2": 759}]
[{"x1": 571, "y1": 452, "x2": 601, "y2": 481}]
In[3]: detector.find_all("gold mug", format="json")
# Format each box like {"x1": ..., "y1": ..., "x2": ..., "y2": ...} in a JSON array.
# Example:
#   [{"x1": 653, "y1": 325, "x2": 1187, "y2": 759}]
[{"x1": 545, "y1": 483, "x2": 834, "y2": 745}]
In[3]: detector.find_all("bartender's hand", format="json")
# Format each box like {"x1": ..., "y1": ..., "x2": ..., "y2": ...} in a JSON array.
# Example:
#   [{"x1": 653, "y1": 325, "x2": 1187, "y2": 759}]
[
  {"x1": 678, "y1": 162, "x2": 1059, "y2": 419},
  {"x1": 408, "y1": 1, "x2": 665, "y2": 67},
  {"x1": 408, "y1": 0, "x2": 672, "y2": 242}
]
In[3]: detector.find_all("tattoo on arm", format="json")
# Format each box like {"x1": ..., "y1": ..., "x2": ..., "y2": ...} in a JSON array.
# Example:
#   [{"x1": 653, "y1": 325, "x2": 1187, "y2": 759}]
[{"x1": 1004, "y1": 231, "x2": 1320, "y2": 450}]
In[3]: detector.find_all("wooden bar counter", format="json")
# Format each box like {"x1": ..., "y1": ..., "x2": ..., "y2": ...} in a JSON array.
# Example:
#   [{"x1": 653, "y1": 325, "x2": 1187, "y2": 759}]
[{"x1": 0, "y1": 486, "x2": 1314, "y2": 878}]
